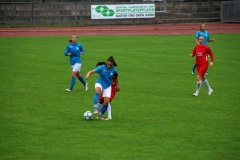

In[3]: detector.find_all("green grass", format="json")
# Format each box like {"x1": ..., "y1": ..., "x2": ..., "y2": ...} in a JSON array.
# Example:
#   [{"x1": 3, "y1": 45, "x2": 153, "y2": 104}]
[{"x1": 0, "y1": 34, "x2": 240, "y2": 160}]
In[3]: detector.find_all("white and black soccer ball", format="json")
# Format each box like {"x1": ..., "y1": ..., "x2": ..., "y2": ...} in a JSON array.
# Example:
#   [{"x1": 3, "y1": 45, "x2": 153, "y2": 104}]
[{"x1": 84, "y1": 111, "x2": 93, "y2": 120}]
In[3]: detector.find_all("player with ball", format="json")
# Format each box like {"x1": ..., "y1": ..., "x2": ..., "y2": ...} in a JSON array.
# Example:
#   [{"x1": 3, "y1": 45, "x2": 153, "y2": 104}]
[{"x1": 85, "y1": 56, "x2": 120, "y2": 120}]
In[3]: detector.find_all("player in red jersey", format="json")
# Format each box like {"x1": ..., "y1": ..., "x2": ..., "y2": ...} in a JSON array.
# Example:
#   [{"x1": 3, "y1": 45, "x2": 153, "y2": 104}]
[
  {"x1": 190, "y1": 36, "x2": 214, "y2": 96},
  {"x1": 95, "y1": 62, "x2": 119, "y2": 120}
]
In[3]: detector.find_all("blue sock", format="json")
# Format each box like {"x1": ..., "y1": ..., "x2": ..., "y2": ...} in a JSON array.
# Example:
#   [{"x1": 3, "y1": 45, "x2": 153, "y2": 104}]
[
  {"x1": 78, "y1": 76, "x2": 86, "y2": 86},
  {"x1": 192, "y1": 63, "x2": 196, "y2": 71},
  {"x1": 93, "y1": 93, "x2": 100, "y2": 110},
  {"x1": 100, "y1": 104, "x2": 108, "y2": 115},
  {"x1": 70, "y1": 76, "x2": 76, "y2": 89}
]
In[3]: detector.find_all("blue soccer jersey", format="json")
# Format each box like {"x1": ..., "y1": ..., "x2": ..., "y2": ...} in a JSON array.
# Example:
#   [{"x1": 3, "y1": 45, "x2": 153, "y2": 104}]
[
  {"x1": 94, "y1": 65, "x2": 118, "y2": 89},
  {"x1": 196, "y1": 30, "x2": 210, "y2": 45},
  {"x1": 64, "y1": 43, "x2": 85, "y2": 65}
]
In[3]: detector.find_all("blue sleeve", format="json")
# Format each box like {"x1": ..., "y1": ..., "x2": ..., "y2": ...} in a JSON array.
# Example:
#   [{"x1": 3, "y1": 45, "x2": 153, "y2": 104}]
[
  {"x1": 195, "y1": 31, "x2": 200, "y2": 38},
  {"x1": 114, "y1": 72, "x2": 118, "y2": 77},
  {"x1": 206, "y1": 31, "x2": 210, "y2": 41},
  {"x1": 113, "y1": 69, "x2": 118, "y2": 77},
  {"x1": 94, "y1": 65, "x2": 104, "y2": 73},
  {"x1": 79, "y1": 44, "x2": 85, "y2": 55},
  {"x1": 64, "y1": 44, "x2": 70, "y2": 56}
]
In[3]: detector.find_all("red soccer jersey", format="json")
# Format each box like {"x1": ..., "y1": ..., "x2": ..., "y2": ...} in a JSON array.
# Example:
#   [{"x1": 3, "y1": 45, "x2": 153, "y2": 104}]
[{"x1": 192, "y1": 44, "x2": 214, "y2": 65}]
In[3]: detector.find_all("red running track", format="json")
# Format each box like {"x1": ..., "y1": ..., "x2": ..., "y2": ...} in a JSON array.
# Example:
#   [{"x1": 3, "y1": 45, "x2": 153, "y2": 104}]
[{"x1": 0, "y1": 22, "x2": 240, "y2": 36}]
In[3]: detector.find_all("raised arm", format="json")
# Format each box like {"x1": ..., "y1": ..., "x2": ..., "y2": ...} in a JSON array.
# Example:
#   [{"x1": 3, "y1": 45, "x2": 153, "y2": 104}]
[{"x1": 85, "y1": 70, "x2": 95, "y2": 80}]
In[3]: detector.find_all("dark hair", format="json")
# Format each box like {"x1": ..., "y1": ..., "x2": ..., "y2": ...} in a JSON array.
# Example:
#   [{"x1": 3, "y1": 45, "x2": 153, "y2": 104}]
[
  {"x1": 107, "y1": 56, "x2": 117, "y2": 66},
  {"x1": 96, "y1": 62, "x2": 105, "y2": 67}
]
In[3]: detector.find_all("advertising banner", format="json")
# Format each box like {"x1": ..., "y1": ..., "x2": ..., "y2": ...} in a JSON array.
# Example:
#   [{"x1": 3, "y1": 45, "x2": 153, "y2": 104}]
[{"x1": 91, "y1": 4, "x2": 155, "y2": 19}]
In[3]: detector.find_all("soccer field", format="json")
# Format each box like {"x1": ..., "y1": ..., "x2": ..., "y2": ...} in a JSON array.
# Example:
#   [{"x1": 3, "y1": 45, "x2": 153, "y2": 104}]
[{"x1": 0, "y1": 34, "x2": 240, "y2": 159}]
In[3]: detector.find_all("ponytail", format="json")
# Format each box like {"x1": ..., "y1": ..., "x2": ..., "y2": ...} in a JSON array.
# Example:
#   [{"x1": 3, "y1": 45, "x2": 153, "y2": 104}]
[{"x1": 107, "y1": 56, "x2": 117, "y2": 66}]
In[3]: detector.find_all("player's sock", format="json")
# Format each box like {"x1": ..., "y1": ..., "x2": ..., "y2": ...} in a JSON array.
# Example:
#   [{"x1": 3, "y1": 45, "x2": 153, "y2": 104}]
[
  {"x1": 107, "y1": 103, "x2": 112, "y2": 118},
  {"x1": 196, "y1": 81, "x2": 202, "y2": 93},
  {"x1": 70, "y1": 76, "x2": 76, "y2": 89},
  {"x1": 192, "y1": 63, "x2": 196, "y2": 72},
  {"x1": 100, "y1": 104, "x2": 108, "y2": 115},
  {"x1": 203, "y1": 79, "x2": 210, "y2": 89},
  {"x1": 97, "y1": 103, "x2": 103, "y2": 111},
  {"x1": 93, "y1": 93, "x2": 100, "y2": 110},
  {"x1": 78, "y1": 76, "x2": 86, "y2": 86},
  {"x1": 98, "y1": 112, "x2": 103, "y2": 117}
]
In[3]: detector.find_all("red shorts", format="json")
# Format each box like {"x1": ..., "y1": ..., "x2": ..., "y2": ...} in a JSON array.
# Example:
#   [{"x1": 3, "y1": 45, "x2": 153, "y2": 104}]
[{"x1": 197, "y1": 63, "x2": 208, "y2": 77}]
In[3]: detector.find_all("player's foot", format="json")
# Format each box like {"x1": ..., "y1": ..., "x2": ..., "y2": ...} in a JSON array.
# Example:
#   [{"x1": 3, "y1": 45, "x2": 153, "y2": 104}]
[
  {"x1": 208, "y1": 88, "x2": 213, "y2": 95},
  {"x1": 105, "y1": 117, "x2": 112, "y2": 120},
  {"x1": 94, "y1": 110, "x2": 99, "y2": 114},
  {"x1": 191, "y1": 69, "x2": 194, "y2": 74},
  {"x1": 84, "y1": 82, "x2": 88, "y2": 91},
  {"x1": 205, "y1": 72, "x2": 209, "y2": 75},
  {"x1": 65, "y1": 88, "x2": 72, "y2": 92},
  {"x1": 96, "y1": 116, "x2": 105, "y2": 120},
  {"x1": 193, "y1": 92, "x2": 199, "y2": 96}
]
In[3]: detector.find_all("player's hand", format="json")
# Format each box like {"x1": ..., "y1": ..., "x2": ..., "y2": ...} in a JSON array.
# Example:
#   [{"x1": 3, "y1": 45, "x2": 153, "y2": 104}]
[
  {"x1": 212, "y1": 38, "x2": 215, "y2": 42},
  {"x1": 68, "y1": 52, "x2": 72, "y2": 56},
  {"x1": 116, "y1": 87, "x2": 120, "y2": 92},
  {"x1": 209, "y1": 62, "x2": 213, "y2": 66},
  {"x1": 189, "y1": 53, "x2": 193, "y2": 57},
  {"x1": 85, "y1": 74, "x2": 89, "y2": 80}
]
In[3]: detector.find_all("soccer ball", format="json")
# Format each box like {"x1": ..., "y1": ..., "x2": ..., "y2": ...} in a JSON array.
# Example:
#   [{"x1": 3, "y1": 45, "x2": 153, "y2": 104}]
[{"x1": 84, "y1": 111, "x2": 93, "y2": 120}]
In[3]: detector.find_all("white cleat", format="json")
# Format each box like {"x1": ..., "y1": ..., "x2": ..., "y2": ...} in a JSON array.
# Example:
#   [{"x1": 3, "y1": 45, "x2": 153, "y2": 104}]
[
  {"x1": 105, "y1": 117, "x2": 112, "y2": 121},
  {"x1": 84, "y1": 82, "x2": 88, "y2": 91},
  {"x1": 193, "y1": 92, "x2": 199, "y2": 96},
  {"x1": 208, "y1": 88, "x2": 213, "y2": 95},
  {"x1": 65, "y1": 88, "x2": 72, "y2": 92}
]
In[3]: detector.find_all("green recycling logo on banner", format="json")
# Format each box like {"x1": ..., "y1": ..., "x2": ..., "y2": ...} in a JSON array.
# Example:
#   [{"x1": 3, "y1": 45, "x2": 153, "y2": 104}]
[{"x1": 95, "y1": 6, "x2": 115, "y2": 17}]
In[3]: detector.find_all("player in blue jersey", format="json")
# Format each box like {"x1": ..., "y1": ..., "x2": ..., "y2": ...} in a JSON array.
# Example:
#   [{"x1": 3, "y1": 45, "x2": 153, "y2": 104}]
[
  {"x1": 64, "y1": 35, "x2": 88, "y2": 92},
  {"x1": 85, "y1": 56, "x2": 120, "y2": 120},
  {"x1": 191, "y1": 23, "x2": 215, "y2": 74},
  {"x1": 95, "y1": 61, "x2": 119, "y2": 120}
]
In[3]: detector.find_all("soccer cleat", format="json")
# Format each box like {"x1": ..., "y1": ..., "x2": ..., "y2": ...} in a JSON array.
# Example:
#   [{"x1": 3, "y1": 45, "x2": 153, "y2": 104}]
[
  {"x1": 93, "y1": 110, "x2": 99, "y2": 114},
  {"x1": 96, "y1": 116, "x2": 105, "y2": 120},
  {"x1": 105, "y1": 117, "x2": 112, "y2": 120},
  {"x1": 208, "y1": 88, "x2": 213, "y2": 95},
  {"x1": 193, "y1": 92, "x2": 199, "y2": 96},
  {"x1": 191, "y1": 69, "x2": 194, "y2": 74},
  {"x1": 84, "y1": 82, "x2": 88, "y2": 91},
  {"x1": 65, "y1": 88, "x2": 72, "y2": 92}
]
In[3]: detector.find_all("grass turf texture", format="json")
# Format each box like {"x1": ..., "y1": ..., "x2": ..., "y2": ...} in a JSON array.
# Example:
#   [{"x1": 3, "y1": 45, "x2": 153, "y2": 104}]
[{"x1": 0, "y1": 34, "x2": 239, "y2": 160}]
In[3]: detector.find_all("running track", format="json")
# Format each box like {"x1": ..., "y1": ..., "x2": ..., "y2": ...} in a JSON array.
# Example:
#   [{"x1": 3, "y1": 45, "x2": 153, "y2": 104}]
[{"x1": 0, "y1": 22, "x2": 240, "y2": 36}]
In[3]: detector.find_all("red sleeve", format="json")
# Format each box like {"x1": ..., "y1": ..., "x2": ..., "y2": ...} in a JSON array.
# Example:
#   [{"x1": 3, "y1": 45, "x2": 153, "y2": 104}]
[
  {"x1": 192, "y1": 45, "x2": 197, "y2": 56},
  {"x1": 111, "y1": 80, "x2": 116, "y2": 93},
  {"x1": 207, "y1": 46, "x2": 214, "y2": 62}
]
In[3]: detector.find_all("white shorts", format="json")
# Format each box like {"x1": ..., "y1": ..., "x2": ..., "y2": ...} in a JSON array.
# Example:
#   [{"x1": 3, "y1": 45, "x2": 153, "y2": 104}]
[
  {"x1": 95, "y1": 83, "x2": 111, "y2": 98},
  {"x1": 71, "y1": 63, "x2": 82, "y2": 72}
]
